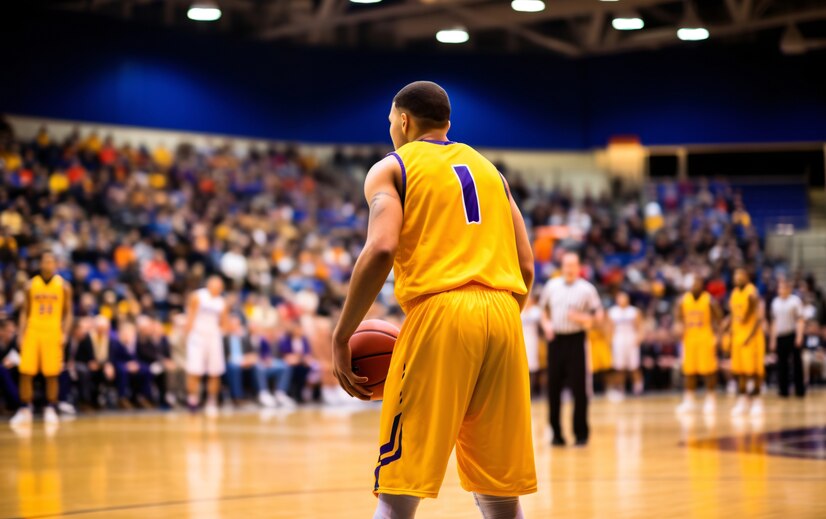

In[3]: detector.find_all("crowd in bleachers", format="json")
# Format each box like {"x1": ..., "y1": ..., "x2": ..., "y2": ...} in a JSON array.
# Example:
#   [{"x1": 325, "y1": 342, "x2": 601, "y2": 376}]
[{"x1": 1, "y1": 122, "x2": 825, "y2": 416}]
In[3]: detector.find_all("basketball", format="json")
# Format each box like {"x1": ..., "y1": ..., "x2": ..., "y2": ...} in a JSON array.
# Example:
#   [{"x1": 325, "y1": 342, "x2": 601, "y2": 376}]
[{"x1": 349, "y1": 319, "x2": 399, "y2": 400}]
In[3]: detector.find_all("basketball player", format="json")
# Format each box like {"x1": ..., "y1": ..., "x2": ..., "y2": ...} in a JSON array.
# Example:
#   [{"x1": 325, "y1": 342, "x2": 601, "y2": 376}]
[
  {"x1": 184, "y1": 275, "x2": 228, "y2": 417},
  {"x1": 587, "y1": 316, "x2": 613, "y2": 394},
  {"x1": 724, "y1": 268, "x2": 766, "y2": 417},
  {"x1": 11, "y1": 251, "x2": 73, "y2": 425},
  {"x1": 675, "y1": 276, "x2": 722, "y2": 414},
  {"x1": 607, "y1": 292, "x2": 643, "y2": 401},
  {"x1": 331, "y1": 82, "x2": 536, "y2": 519}
]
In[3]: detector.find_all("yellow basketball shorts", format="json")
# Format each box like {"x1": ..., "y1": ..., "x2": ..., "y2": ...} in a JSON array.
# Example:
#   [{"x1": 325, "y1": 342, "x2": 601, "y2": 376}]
[
  {"x1": 730, "y1": 333, "x2": 765, "y2": 377},
  {"x1": 19, "y1": 328, "x2": 64, "y2": 377},
  {"x1": 682, "y1": 335, "x2": 717, "y2": 375},
  {"x1": 588, "y1": 338, "x2": 612, "y2": 373},
  {"x1": 373, "y1": 285, "x2": 537, "y2": 499}
]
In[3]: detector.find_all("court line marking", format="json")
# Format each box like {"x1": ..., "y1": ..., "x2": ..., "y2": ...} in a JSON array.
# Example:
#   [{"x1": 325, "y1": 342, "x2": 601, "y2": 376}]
[
  {"x1": 1, "y1": 486, "x2": 368, "y2": 519},
  {"x1": 5, "y1": 472, "x2": 826, "y2": 519}
]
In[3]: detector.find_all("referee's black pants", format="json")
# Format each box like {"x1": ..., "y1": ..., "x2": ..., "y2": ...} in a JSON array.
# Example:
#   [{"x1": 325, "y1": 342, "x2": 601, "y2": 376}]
[
  {"x1": 776, "y1": 333, "x2": 805, "y2": 397},
  {"x1": 548, "y1": 331, "x2": 588, "y2": 442}
]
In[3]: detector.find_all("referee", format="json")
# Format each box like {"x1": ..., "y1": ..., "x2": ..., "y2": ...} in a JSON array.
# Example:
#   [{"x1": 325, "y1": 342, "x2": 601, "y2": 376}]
[
  {"x1": 770, "y1": 279, "x2": 806, "y2": 397},
  {"x1": 539, "y1": 252, "x2": 603, "y2": 447}
]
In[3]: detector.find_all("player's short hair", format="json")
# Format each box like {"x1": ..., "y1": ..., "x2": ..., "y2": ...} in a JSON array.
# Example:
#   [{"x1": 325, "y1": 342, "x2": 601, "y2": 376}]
[{"x1": 393, "y1": 81, "x2": 451, "y2": 130}]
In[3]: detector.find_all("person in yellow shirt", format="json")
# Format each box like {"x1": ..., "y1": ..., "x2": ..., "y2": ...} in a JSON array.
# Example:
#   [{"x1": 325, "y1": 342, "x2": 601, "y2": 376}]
[
  {"x1": 331, "y1": 82, "x2": 536, "y2": 518},
  {"x1": 10, "y1": 252, "x2": 73, "y2": 426},
  {"x1": 675, "y1": 276, "x2": 722, "y2": 414},
  {"x1": 723, "y1": 268, "x2": 766, "y2": 417}
]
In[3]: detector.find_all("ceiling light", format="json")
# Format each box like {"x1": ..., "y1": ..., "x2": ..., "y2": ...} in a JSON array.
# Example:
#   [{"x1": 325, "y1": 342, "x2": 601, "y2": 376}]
[
  {"x1": 350, "y1": 0, "x2": 382, "y2": 4},
  {"x1": 187, "y1": 2, "x2": 221, "y2": 22},
  {"x1": 612, "y1": 17, "x2": 644, "y2": 31},
  {"x1": 677, "y1": 27, "x2": 709, "y2": 41},
  {"x1": 436, "y1": 27, "x2": 469, "y2": 44},
  {"x1": 511, "y1": 0, "x2": 545, "y2": 13},
  {"x1": 677, "y1": 1, "x2": 709, "y2": 41}
]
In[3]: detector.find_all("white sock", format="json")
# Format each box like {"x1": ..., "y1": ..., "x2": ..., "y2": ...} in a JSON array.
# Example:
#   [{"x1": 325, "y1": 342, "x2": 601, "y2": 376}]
[
  {"x1": 373, "y1": 493, "x2": 422, "y2": 519},
  {"x1": 473, "y1": 493, "x2": 524, "y2": 519}
]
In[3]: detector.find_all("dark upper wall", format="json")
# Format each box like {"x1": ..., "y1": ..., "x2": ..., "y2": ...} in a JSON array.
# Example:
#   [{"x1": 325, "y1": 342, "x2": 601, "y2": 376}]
[{"x1": 2, "y1": 9, "x2": 825, "y2": 150}]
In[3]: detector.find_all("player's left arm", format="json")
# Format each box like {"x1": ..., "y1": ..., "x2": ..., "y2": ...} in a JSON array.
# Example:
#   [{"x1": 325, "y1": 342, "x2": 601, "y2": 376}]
[
  {"x1": 220, "y1": 305, "x2": 230, "y2": 334},
  {"x1": 794, "y1": 298, "x2": 805, "y2": 347},
  {"x1": 18, "y1": 280, "x2": 31, "y2": 338},
  {"x1": 332, "y1": 156, "x2": 403, "y2": 400},
  {"x1": 635, "y1": 309, "x2": 644, "y2": 339},
  {"x1": 745, "y1": 293, "x2": 762, "y2": 343},
  {"x1": 501, "y1": 174, "x2": 534, "y2": 310},
  {"x1": 62, "y1": 282, "x2": 74, "y2": 340}
]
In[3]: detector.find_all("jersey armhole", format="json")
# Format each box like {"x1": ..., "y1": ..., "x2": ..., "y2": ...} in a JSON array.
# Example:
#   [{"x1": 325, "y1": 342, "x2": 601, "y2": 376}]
[
  {"x1": 498, "y1": 172, "x2": 510, "y2": 200},
  {"x1": 386, "y1": 152, "x2": 406, "y2": 208}
]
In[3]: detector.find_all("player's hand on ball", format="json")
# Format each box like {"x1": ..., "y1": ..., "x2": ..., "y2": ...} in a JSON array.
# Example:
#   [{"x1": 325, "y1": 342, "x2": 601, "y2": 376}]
[{"x1": 332, "y1": 335, "x2": 372, "y2": 401}]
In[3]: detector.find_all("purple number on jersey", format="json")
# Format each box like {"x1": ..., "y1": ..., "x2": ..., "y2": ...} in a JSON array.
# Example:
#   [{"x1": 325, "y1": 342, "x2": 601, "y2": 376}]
[{"x1": 452, "y1": 164, "x2": 481, "y2": 224}]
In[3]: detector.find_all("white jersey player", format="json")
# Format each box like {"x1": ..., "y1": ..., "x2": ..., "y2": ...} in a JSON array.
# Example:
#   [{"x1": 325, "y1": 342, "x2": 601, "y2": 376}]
[
  {"x1": 607, "y1": 292, "x2": 643, "y2": 400},
  {"x1": 184, "y1": 275, "x2": 228, "y2": 416}
]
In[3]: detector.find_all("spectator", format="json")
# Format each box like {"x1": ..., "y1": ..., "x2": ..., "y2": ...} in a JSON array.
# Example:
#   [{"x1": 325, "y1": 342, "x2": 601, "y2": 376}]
[
  {"x1": 136, "y1": 316, "x2": 174, "y2": 407},
  {"x1": 75, "y1": 316, "x2": 118, "y2": 409},
  {"x1": 278, "y1": 321, "x2": 315, "y2": 404},
  {"x1": 111, "y1": 322, "x2": 154, "y2": 409},
  {"x1": 258, "y1": 327, "x2": 296, "y2": 408},
  {"x1": 0, "y1": 321, "x2": 20, "y2": 413},
  {"x1": 222, "y1": 315, "x2": 267, "y2": 406}
]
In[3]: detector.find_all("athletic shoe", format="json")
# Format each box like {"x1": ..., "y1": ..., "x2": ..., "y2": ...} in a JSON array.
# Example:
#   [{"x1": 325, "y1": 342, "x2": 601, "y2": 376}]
[
  {"x1": 275, "y1": 390, "x2": 297, "y2": 409},
  {"x1": 10, "y1": 407, "x2": 33, "y2": 426},
  {"x1": 730, "y1": 396, "x2": 748, "y2": 416},
  {"x1": 258, "y1": 391, "x2": 276, "y2": 408},
  {"x1": 551, "y1": 437, "x2": 566, "y2": 447},
  {"x1": 204, "y1": 403, "x2": 219, "y2": 418},
  {"x1": 607, "y1": 390, "x2": 624, "y2": 403},
  {"x1": 135, "y1": 396, "x2": 154, "y2": 409},
  {"x1": 57, "y1": 402, "x2": 76, "y2": 415},
  {"x1": 749, "y1": 398, "x2": 764, "y2": 417},
  {"x1": 676, "y1": 397, "x2": 696, "y2": 414},
  {"x1": 573, "y1": 439, "x2": 588, "y2": 448},
  {"x1": 702, "y1": 396, "x2": 716, "y2": 414},
  {"x1": 44, "y1": 406, "x2": 60, "y2": 425}
]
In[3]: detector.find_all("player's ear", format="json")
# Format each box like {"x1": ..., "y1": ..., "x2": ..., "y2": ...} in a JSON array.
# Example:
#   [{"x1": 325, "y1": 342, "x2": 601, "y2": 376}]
[{"x1": 400, "y1": 112, "x2": 408, "y2": 134}]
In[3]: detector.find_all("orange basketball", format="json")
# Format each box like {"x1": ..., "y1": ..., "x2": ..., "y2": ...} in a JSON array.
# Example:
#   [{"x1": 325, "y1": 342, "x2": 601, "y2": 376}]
[{"x1": 349, "y1": 319, "x2": 399, "y2": 401}]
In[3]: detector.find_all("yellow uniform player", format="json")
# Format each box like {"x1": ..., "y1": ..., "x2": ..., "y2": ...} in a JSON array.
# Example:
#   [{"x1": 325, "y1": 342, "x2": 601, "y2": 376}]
[
  {"x1": 331, "y1": 82, "x2": 536, "y2": 518},
  {"x1": 675, "y1": 276, "x2": 721, "y2": 414},
  {"x1": 726, "y1": 268, "x2": 766, "y2": 417},
  {"x1": 588, "y1": 322, "x2": 612, "y2": 374},
  {"x1": 11, "y1": 251, "x2": 73, "y2": 426}
]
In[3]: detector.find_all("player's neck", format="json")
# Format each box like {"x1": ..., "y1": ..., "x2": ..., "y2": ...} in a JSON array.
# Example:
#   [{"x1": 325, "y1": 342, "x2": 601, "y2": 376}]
[{"x1": 413, "y1": 131, "x2": 450, "y2": 143}]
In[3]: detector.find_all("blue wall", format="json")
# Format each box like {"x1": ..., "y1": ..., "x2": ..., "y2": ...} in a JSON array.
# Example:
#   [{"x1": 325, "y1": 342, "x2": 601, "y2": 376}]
[{"x1": 2, "y1": 10, "x2": 825, "y2": 149}]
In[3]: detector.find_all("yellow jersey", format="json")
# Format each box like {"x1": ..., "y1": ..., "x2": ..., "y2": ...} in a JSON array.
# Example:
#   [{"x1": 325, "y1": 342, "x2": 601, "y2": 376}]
[
  {"x1": 681, "y1": 291, "x2": 715, "y2": 342},
  {"x1": 28, "y1": 275, "x2": 65, "y2": 331},
  {"x1": 389, "y1": 140, "x2": 526, "y2": 313},
  {"x1": 730, "y1": 283, "x2": 761, "y2": 346}
]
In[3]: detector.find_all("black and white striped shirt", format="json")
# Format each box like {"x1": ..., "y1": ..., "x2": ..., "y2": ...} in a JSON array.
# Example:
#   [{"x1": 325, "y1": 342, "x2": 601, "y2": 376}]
[
  {"x1": 539, "y1": 277, "x2": 602, "y2": 334},
  {"x1": 771, "y1": 294, "x2": 803, "y2": 336}
]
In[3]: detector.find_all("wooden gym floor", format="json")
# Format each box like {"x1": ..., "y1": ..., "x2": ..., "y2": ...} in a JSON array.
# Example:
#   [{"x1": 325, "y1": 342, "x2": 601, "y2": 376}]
[{"x1": 1, "y1": 392, "x2": 825, "y2": 519}]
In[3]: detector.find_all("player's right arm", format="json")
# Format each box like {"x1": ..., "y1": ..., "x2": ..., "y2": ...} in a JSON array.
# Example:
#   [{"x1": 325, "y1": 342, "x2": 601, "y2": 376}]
[
  {"x1": 501, "y1": 175, "x2": 534, "y2": 310},
  {"x1": 539, "y1": 282, "x2": 554, "y2": 341},
  {"x1": 183, "y1": 293, "x2": 199, "y2": 340},
  {"x1": 18, "y1": 280, "x2": 31, "y2": 338},
  {"x1": 332, "y1": 156, "x2": 403, "y2": 400}
]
